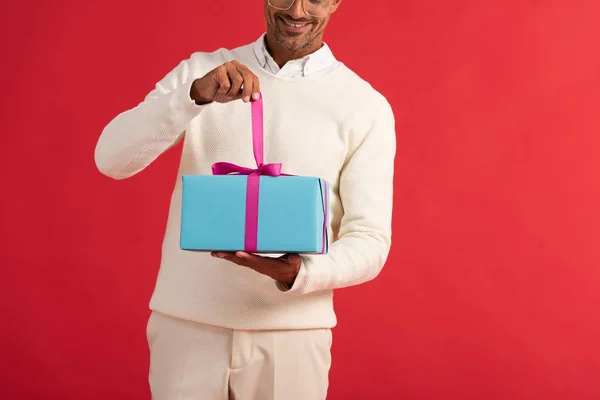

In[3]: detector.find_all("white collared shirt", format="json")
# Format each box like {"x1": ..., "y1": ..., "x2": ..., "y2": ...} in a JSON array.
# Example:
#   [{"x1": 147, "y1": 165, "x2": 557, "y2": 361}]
[{"x1": 252, "y1": 33, "x2": 340, "y2": 78}]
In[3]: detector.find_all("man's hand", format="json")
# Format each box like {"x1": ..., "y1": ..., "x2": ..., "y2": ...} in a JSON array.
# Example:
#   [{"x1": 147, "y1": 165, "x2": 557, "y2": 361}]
[
  {"x1": 190, "y1": 60, "x2": 261, "y2": 105},
  {"x1": 211, "y1": 252, "x2": 302, "y2": 286}
]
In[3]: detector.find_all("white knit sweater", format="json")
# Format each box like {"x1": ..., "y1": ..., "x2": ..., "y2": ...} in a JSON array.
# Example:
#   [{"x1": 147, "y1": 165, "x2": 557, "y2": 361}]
[{"x1": 94, "y1": 42, "x2": 396, "y2": 330}]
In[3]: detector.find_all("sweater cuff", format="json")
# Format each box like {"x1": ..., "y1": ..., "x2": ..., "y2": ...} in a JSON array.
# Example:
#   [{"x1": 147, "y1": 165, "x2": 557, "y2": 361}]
[
  {"x1": 276, "y1": 260, "x2": 308, "y2": 294},
  {"x1": 175, "y1": 79, "x2": 204, "y2": 110}
]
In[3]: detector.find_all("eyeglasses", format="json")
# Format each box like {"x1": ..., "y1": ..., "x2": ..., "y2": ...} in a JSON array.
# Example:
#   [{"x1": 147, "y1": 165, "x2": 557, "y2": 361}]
[{"x1": 268, "y1": 0, "x2": 333, "y2": 18}]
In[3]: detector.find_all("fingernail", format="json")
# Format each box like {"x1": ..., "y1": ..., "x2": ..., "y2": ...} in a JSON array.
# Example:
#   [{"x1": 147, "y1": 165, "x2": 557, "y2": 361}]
[
  {"x1": 243, "y1": 96, "x2": 250, "y2": 102},
  {"x1": 252, "y1": 93, "x2": 260, "y2": 100}
]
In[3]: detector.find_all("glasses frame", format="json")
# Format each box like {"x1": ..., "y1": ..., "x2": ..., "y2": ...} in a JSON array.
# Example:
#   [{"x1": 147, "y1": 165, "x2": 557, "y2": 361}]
[{"x1": 267, "y1": 0, "x2": 334, "y2": 18}]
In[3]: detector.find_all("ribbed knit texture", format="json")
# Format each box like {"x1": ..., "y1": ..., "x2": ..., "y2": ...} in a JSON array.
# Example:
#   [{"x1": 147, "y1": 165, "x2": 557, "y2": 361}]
[{"x1": 94, "y1": 43, "x2": 396, "y2": 330}]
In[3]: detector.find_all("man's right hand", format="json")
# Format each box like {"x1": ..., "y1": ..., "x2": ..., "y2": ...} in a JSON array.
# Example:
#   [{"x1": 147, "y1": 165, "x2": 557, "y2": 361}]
[{"x1": 190, "y1": 60, "x2": 261, "y2": 105}]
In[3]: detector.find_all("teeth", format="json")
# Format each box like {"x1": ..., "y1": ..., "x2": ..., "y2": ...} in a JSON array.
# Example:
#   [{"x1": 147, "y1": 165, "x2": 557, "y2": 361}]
[{"x1": 284, "y1": 19, "x2": 305, "y2": 28}]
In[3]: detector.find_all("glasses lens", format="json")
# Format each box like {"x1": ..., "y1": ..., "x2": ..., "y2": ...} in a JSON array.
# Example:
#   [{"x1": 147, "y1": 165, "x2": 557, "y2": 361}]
[
  {"x1": 269, "y1": 0, "x2": 294, "y2": 9},
  {"x1": 269, "y1": 0, "x2": 331, "y2": 17},
  {"x1": 304, "y1": 0, "x2": 331, "y2": 17}
]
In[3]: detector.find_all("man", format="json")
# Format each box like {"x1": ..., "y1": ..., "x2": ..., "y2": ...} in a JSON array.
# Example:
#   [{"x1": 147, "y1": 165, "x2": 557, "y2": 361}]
[{"x1": 94, "y1": 0, "x2": 396, "y2": 398}]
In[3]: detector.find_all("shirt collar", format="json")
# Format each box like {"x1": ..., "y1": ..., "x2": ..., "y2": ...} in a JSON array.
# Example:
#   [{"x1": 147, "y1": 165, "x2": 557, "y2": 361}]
[{"x1": 252, "y1": 33, "x2": 337, "y2": 77}]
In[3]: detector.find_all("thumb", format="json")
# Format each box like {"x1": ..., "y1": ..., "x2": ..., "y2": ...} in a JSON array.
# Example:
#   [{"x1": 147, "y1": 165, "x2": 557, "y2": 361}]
[{"x1": 286, "y1": 254, "x2": 301, "y2": 264}]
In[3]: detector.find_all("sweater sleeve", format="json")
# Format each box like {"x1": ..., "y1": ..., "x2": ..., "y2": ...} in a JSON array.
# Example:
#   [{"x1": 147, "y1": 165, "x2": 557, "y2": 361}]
[
  {"x1": 280, "y1": 100, "x2": 397, "y2": 295},
  {"x1": 94, "y1": 55, "x2": 206, "y2": 179}
]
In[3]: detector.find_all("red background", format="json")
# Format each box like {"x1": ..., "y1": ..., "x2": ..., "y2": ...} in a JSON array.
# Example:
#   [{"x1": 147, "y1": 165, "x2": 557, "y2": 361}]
[{"x1": 2, "y1": 0, "x2": 600, "y2": 399}]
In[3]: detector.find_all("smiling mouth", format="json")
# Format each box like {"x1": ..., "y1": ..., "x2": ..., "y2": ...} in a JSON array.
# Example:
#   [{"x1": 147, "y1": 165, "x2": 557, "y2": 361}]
[
  {"x1": 279, "y1": 16, "x2": 311, "y2": 30},
  {"x1": 284, "y1": 19, "x2": 306, "y2": 28}
]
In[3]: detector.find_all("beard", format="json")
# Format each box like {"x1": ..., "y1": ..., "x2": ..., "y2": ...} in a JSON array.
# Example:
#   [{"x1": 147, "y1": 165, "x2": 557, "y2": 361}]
[{"x1": 270, "y1": 16, "x2": 316, "y2": 52}]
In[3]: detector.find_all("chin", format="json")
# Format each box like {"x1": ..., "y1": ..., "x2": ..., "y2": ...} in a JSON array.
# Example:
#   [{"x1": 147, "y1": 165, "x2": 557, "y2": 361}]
[
  {"x1": 276, "y1": 32, "x2": 312, "y2": 52},
  {"x1": 282, "y1": 40, "x2": 310, "y2": 52}
]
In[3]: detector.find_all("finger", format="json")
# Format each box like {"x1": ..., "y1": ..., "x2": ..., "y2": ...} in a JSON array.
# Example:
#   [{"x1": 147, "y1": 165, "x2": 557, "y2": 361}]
[
  {"x1": 280, "y1": 253, "x2": 301, "y2": 265},
  {"x1": 239, "y1": 252, "x2": 297, "y2": 275},
  {"x1": 238, "y1": 68, "x2": 255, "y2": 103},
  {"x1": 212, "y1": 251, "x2": 240, "y2": 259},
  {"x1": 236, "y1": 65, "x2": 258, "y2": 103},
  {"x1": 214, "y1": 252, "x2": 249, "y2": 267},
  {"x1": 235, "y1": 252, "x2": 276, "y2": 275},
  {"x1": 235, "y1": 251, "x2": 260, "y2": 262},
  {"x1": 214, "y1": 66, "x2": 231, "y2": 97},
  {"x1": 252, "y1": 75, "x2": 261, "y2": 101},
  {"x1": 225, "y1": 63, "x2": 244, "y2": 98}
]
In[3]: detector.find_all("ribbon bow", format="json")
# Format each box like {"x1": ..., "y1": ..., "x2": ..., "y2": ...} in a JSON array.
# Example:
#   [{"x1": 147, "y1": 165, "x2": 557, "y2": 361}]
[{"x1": 211, "y1": 162, "x2": 283, "y2": 177}]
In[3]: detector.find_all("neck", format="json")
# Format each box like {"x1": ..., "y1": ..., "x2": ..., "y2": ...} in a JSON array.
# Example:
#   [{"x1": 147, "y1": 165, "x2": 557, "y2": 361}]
[{"x1": 264, "y1": 34, "x2": 323, "y2": 68}]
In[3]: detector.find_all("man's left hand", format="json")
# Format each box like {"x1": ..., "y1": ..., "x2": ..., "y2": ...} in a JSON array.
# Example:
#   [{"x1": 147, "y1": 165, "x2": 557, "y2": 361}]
[{"x1": 211, "y1": 251, "x2": 302, "y2": 286}]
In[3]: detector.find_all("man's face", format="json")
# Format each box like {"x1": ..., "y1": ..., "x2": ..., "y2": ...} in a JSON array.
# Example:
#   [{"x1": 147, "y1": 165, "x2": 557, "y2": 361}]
[{"x1": 264, "y1": 0, "x2": 340, "y2": 52}]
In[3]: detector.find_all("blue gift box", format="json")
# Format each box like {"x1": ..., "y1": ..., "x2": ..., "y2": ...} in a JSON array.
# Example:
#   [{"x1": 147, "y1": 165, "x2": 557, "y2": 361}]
[
  {"x1": 179, "y1": 94, "x2": 329, "y2": 254},
  {"x1": 180, "y1": 174, "x2": 329, "y2": 254}
]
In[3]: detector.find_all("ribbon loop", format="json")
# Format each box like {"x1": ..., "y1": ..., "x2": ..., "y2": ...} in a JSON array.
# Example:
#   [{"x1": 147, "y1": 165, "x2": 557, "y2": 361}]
[{"x1": 211, "y1": 94, "x2": 279, "y2": 179}]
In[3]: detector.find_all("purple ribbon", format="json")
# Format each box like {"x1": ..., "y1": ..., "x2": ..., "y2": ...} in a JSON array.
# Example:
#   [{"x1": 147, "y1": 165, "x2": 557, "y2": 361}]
[{"x1": 211, "y1": 94, "x2": 328, "y2": 254}]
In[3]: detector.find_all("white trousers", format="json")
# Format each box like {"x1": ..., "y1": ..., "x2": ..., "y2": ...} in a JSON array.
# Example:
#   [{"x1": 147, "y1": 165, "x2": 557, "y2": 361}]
[{"x1": 146, "y1": 311, "x2": 333, "y2": 400}]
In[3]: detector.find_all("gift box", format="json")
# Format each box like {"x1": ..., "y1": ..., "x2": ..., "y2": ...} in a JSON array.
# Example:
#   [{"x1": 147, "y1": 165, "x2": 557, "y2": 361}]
[{"x1": 179, "y1": 95, "x2": 329, "y2": 254}]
